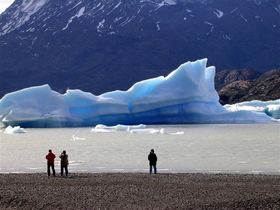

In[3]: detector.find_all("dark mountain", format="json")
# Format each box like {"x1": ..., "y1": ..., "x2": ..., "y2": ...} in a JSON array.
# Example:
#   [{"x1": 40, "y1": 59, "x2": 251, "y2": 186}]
[
  {"x1": 0, "y1": 0, "x2": 280, "y2": 97},
  {"x1": 218, "y1": 69, "x2": 280, "y2": 104},
  {"x1": 215, "y1": 69, "x2": 260, "y2": 90}
]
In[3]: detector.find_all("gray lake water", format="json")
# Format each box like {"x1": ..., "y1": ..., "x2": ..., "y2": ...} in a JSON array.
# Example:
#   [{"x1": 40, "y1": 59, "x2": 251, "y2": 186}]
[{"x1": 0, "y1": 124, "x2": 279, "y2": 174}]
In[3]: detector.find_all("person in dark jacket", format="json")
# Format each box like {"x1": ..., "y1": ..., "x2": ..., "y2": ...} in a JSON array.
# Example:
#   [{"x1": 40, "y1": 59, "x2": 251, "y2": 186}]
[
  {"x1": 46, "y1": 149, "x2": 56, "y2": 176},
  {"x1": 59, "y1": 150, "x2": 69, "y2": 176},
  {"x1": 148, "y1": 149, "x2": 157, "y2": 174}
]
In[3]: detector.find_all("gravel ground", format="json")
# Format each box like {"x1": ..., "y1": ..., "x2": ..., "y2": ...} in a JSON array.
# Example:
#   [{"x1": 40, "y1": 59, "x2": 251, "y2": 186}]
[{"x1": 0, "y1": 173, "x2": 280, "y2": 209}]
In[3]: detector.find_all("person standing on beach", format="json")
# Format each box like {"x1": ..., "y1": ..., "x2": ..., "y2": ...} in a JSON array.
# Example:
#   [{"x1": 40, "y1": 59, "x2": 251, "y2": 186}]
[
  {"x1": 148, "y1": 149, "x2": 157, "y2": 174},
  {"x1": 59, "y1": 150, "x2": 69, "y2": 176},
  {"x1": 46, "y1": 149, "x2": 56, "y2": 176}
]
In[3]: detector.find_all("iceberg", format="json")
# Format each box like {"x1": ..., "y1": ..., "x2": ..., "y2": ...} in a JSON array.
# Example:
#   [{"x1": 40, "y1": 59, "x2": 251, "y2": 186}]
[
  {"x1": 0, "y1": 59, "x2": 277, "y2": 128},
  {"x1": 4, "y1": 126, "x2": 27, "y2": 134},
  {"x1": 224, "y1": 100, "x2": 280, "y2": 119}
]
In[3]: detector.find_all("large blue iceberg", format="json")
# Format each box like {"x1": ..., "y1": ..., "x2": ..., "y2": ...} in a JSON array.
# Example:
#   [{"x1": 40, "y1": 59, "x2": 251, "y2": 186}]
[{"x1": 0, "y1": 59, "x2": 278, "y2": 127}]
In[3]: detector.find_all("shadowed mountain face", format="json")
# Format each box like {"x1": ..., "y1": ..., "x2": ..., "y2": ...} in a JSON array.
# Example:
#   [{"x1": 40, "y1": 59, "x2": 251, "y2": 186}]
[
  {"x1": 216, "y1": 69, "x2": 280, "y2": 104},
  {"x1": 0, "y1": 0, "x2": 280, "y2": 97},
  {"x1": 215, "y1": 69, "x2": 260, "y2": 90}
]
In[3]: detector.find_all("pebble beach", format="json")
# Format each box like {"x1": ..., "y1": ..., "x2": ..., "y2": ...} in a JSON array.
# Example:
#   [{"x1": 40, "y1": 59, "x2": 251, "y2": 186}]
[{"x1": 1, "y1": 173, "x2": 280, "y2": 209}]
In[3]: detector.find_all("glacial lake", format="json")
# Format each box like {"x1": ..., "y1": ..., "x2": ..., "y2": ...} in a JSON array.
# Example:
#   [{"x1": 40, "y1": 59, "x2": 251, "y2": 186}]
[{"x1": 0, "y1": 124, "x2": 279, "y2": 174}]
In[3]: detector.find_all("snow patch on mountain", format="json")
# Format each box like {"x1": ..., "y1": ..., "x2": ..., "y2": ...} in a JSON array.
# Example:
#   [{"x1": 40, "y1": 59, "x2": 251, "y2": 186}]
[
  {"x1": 97, "y1": 19, "x2": 105, "y2": 32},
  {"x1": 239, "y1": 13, "x2": 248, "y2": 23},
  {"x1": 62, "y1": 6, "x2": 85, "y2": 31},
  {"x1": 0, "y1": 0, "x2": 49, "y2": 35},
  {"x1": 156, "y1": 21, "x2": 161, "y2": 31},
  {"x1": 223, "y1": 34, "x2": 231, "y2": 40},
  {"x1": 154, "y1": 0, "x2": 177, "y2": 10},
  {"x1": 107, "y1": 1, "x2": 122, "y2": 15},
  {"x1": 275, "y1": 4, "x2": 280, "y2": 14},
  {"x1": 204, "y1": 21, "x2": 214, "y2": 35},
  {"x1": 214, "y1": 9, "x2": 224, "y2": 18},
  {"x1": 163, "y1": 0, "x2": 177, "y2": 5},
  {"x1": 71, "y1": 1, "x2": 82, "y2": 10}
]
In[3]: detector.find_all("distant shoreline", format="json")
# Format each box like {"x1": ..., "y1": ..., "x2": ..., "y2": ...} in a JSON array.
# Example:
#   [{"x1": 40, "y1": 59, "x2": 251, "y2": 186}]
[{"x1": 1, "y1": 173, "x2": 280, "y2": 209}]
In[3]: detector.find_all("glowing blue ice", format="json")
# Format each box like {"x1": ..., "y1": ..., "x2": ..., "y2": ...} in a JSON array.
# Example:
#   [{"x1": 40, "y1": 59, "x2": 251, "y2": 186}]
[{"x1": 0, "y1": 59, "x2": 277, "y2": 127}]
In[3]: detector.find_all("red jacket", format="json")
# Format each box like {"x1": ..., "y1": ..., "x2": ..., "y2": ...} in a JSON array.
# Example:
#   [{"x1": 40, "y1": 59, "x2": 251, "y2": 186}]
[{"x1": 46, "y1": 152, "x2": 56, "y2": 164}]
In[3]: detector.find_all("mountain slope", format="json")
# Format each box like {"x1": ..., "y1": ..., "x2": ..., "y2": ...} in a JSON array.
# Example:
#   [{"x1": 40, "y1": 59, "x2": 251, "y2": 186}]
[
  {"x1": 0, "y1": 0, "x2": 280, "y2": 96},
  {"x1": 215, "y1": 69, "x2": 260, "y2": 90},
  {"x1": 218, "y1": 69, "x2": 280, "y2": 104}
]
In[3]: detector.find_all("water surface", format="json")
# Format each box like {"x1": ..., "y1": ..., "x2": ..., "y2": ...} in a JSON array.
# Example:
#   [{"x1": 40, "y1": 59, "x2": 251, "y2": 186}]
[{"x1": 0, "y1": 124, "x2": 279, "y2": 174}]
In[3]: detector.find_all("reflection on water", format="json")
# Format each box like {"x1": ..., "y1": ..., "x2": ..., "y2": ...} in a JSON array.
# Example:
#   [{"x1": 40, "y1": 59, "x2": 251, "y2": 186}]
[{"x1": 0, "y1": 124, "x2": 280, "y2": 174}]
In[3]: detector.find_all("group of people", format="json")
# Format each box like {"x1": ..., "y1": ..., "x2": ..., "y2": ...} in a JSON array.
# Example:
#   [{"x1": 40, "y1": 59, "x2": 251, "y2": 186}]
[
  {"x1": 45, "y1": 149, "x2": 158, "y2": 176},
  {"x1": 46, "y1": 150, "x2": 69, "y2": 176}
]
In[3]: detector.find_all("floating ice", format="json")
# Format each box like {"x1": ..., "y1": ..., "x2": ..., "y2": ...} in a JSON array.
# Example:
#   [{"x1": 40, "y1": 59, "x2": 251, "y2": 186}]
[
  {"x1": 91, "y1": 124, "x2": 154, "y2": 134},
  {"x1": 129, "y1": 128, "x2": 165, "y2": 134},
  {"x1": 92, "y1": 124, "x2": 147, "y2": 132},
  {"x1": 70, "y1": 135, "x2": 86, "y2": 141},
  {"x1": 265, "y1": 105, "x2": 280, "y2": 119},
  {"x1": 91, "y1": 124, "x2": 183, "y2": 135},
  {"x1": 167, "y1": 131, "x2": 185, "y2": 135},
  {"x1": 0, "y1": 59, "x2": 277, "y2": 128},
  {"x1": 4, "y1": 126, "x2": 27, "y2": 134},
  {"x1": 126, "y1": 124, "x2": 147, "y2": 130},
  {"x1": 224, "y1": 100, "x2": 280, "y2": 119}
]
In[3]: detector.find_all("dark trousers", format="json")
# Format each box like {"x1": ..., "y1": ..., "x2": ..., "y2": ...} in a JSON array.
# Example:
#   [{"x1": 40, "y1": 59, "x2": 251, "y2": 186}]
[
  {"x1": 150, "y1": 165, "x2": 157, "y2": 174},
  {"x1": 47, "y1": 163, "x2": 55, "y2": 176},
  {"x1": 61, "y1": 165, "x2": 68, "y2": 176}
]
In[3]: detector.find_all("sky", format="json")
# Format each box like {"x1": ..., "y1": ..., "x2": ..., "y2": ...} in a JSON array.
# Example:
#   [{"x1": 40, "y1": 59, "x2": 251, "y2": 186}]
[{"x1": 0, "y1": 0, "x2": 14, "y2": 14}]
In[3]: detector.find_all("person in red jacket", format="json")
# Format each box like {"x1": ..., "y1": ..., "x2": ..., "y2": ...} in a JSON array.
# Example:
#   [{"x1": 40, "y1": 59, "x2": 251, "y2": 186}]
[{"x1": 46, "y1": 149, "x2": 56, "y2": 176}]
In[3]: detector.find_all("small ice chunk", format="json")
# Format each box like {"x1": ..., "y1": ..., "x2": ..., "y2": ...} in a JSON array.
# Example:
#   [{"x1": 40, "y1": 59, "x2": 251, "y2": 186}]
[
  {"x1": 129, "y1": 128, "x2": 165, "y2": 134},
  {"x1": 70, "y1": 135, "x2": 86, "y2": 141},
  {"x1": 4, "y1": 126, "x2": 26, "y2": 134},
  {"x1": 167, "y1": 131, "x2": 184, "y2": 135},
  {"x1": 92, "y1": 124, "x2": 147, "y2": 132}
]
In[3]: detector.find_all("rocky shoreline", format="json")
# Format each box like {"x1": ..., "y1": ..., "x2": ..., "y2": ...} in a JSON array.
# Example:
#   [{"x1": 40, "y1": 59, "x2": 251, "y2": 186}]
[{"x1": 1, "y1": 173, "x2": 280, "y2": 209}]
